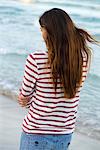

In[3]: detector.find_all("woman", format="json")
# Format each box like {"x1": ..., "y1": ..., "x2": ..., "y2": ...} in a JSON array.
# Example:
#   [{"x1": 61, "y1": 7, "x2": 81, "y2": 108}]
[{"x1": 18, "y1": 8, "x2": 97, "y2": 150}]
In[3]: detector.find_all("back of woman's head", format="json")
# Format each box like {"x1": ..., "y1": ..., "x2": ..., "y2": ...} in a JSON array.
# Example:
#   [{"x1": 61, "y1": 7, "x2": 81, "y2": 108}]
[{"x1": 39, "y1": 8, "x2": 97, "y2": 99}]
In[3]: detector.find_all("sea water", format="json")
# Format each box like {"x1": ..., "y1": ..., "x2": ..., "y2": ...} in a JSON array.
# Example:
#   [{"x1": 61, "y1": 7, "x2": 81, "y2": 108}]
[{"x1": 0, "y1": 0, "x2": 100, "y2": 140}]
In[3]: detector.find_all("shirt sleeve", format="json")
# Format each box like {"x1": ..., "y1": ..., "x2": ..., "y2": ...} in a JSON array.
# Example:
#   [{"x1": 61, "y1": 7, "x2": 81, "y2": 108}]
[{"x1": 19, "y1": 53, "x2": 38, "y2": 108}]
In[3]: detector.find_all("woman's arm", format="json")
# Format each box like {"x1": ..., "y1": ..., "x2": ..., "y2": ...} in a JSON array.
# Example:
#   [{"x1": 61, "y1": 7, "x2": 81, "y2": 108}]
[{"x1": 18, "y1": 53, "x2": 38, "y2": 108}]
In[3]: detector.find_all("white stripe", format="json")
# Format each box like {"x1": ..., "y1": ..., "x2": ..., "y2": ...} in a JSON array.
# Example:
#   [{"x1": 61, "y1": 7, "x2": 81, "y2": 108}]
[
  {"x1": 22, "y1": 125, "x2": 74, "y2": 134},
  {"x1": 83, "y1": 61, "x2": 87, "y2": 66},
  {"x1": 30, "y1": 107, "x2": 77, "y2": 117},
  {"x1": 37, "y1": 82, "x2": 61, "y2": 87},
  {"x1": 26, "y1": 60, "x2": 37, "y2": 71},
  {"x1": 34, "y1": 96, "x2": 79, "y2": 107},
  {"x1": 24, "y1": 71, "x2": 36, "y2": 83},
  {"x1": 38, "y1": 68, "x2": 51, "y2": 74},
  {"x1": 22, "y1": 83, "x2": 32, "y2": 91},
  {"x1": 29, "y1": 110, "x2": 76, "y2": 122},
  {"x1": 82, "y1": 67, "x2": 87, "y2": 71},
  {"x1": 36, "y1": 90, "x2": 64, "y2": 98},
  {"x1": 35, "y1": 92, "x2": 79, "y2": 102},
  {"x1": 28, "y1": 55, "x2": 37, "y2": 65},
  {"x1": 32, "y1": 101, "x2": 78, "y2": 112},
  {"x1": 25, "y1": 65, "x2": 37, "y2": 77},
  {"x1": 28, "y1": 113, "x2": 76, "y2": 126},
  {"x1": 37, "y1": 85, "x2": 62, "y2": 92},
  {"x1": 82, "y1": 72, "x2": 87, "y2": 76}
]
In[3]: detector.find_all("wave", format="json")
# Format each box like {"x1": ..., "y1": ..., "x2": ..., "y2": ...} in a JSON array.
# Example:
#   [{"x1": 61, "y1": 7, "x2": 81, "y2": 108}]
[
  {"x1": 0, "y1": 5, "x2": 25, "y2": 16},
  {"x1": 37, "y1": 0, "x2": 100, "y2": 10},
  {"x1": 36, "y1": 1, "x2": 100, "y2": 19},
  {"x1": 0, "y1": 74, "x2": 100, "y2": 99},
  {"x1": 0, "y1": 72, "x2": 100, "y2": 99},
  {"x1": 0, "y1": 48, "x2": 29, "y2": 55},
  {"x1": 1, "y1": 0, "x2": 100, "y2": 19},
  {"x1": 0, "y1": 87, "x2": 18, "y2": 100},
  {"x1": 0, "y1": 6, "x2": 24, "y2": 12},
  {"x1": 76, "y1": 121, "x2": 100, "y2": 141},
  {"x1": 0, "y1": 52, "x2": 28, "y2": 56}
]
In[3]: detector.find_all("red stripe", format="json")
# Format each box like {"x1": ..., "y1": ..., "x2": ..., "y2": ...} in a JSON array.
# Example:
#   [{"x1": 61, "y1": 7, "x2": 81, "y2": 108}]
[
  {"x1": 20, "y1": 92, "x2": 30, "y2": 97},
  {"x1": 24, "y1": 118, "x2": 39, "y2": 128},
  {"x1": 33, "y1": 100, "x2": 78, "y2": 109},
  {"x1": 38, "y1": 66, "x2": 87, "y2": 71},
  {"x1": 23, "y1": 81, "x2": 32, "y2": 88},
  {"x1": 83, "y1": 60, "x2": 87, "y2": 62},
  {"x1": 30, "y1": 108, "x2": 77, "y2": 119},
  {"x1": 36, "y1": 88, "x2": 79, "y2": 95},
  {"x1": 34, "y1": 57, "x2": 48, "y2": 60},
  {"x1": 27, "y1": 58, "x2": 37, "y2": 68},
  {"x1": 37, "y1": 62, "x2": 47, "y2": 65},
  {"x1": 82, "y1": 75, "x2": 87, "y2": 78},
  {"x1": 35, "y1": 96, "x2": 79, "y2": 104},
  {"x1": 24, "y1": 118, "x2": 28, "y2": 125},
  {"x1": 36, "y1": 88, "x2": 63, "y2": 95},
  {"x1": 37, "y1": 80, "x2": 61, "y2": 84},
  {"x1": 36, "y1": 84, "x2": 62, "y2": 89},
  {"x1": 37, "y1": 81, "x2": 83, "y2": 90},
  {"x1": 34, "y1": 53, "x2": 45, "y2": 55},
  {"x1": 26, "y1": 102, "x2": 32, "y2": 107},
  {"x1": 23, "y1": 124, "x2": 73, "y2": 132},
  {"x1": 26, "y1": 117, "x2": 75, "y2": 129},
  {"x1": 36, "y1": 93, "x2": 64, "y2": 99},
  {"x1": 31, "y1": 102, "x2": 77, "y2": 114},
  {"x1": 83, "y1": 65, "x2": 87, "y2": 67},
  {"x1": 26, "y1": 64, "x2": 37, "y2": 75},
  {"x1": 20, "y1": 92, "x2": 26, "y2": 97},
  {"x1": 38, "y1": 77, "x2": 52, "y2": 80},
  {"x1": 28, "y1": 113, "x2": 76, "y2": 124},
  {"x1": 20, "y1": 92, "x2": 33, "y2": 97},
  {"x1": 22, "y1": 86, "x2": 30, "y2": 93},
  {"x1": 38, "y1": 76, "x2": 60, "y2": 80},
  {"x1": 39, "y1": 71, "x2": 51, "y2": 75},
  {"x1": 25, "y1": 66, "x2": 37, "y2": 75},
  {"x1": 24, "y1": 76, "x2": 33, "y2": 83},
  {"x1": 36, "y1": 93, "x2": 79, "y2": 99},
  {"x1": 76, "y1": 95, "x2": 79, "y2": 98},
  {"x1": 30, "y1": 53, "x2": 48, "y2": 60},
  {"x1": 38, "y1": 66, "x2": 51, "y2": 70},
  {"x1": 25, "y1": 70, "x2": 37, "y2": 80},
  {"x1": 83, "y1": 71, "x2": 87, "y2": 73},
  {"x1": 21, "y1": 89, "x2": 34, "y2": 97}
]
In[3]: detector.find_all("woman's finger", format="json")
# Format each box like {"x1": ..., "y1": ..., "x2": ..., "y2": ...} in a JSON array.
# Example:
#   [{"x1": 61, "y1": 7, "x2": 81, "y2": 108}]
[
  {"x1": 18, "y1": 95, "x2": 30, "y2": 100},
  {"x1": 18, "y1": 99, "x2": 29, "y2": 105},
  {"x1": 19, "y1": 101, "x2": 28, "y2": 107}
]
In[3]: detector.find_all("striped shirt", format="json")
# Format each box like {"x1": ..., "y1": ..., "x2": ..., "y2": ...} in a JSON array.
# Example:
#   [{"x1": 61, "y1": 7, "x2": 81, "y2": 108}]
[{"x1": 20, "y1": 50, "x2": 88, "y2": 134}]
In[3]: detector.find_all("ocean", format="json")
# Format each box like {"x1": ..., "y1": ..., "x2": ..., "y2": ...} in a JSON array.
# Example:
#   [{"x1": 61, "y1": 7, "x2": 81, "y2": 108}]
[{"x1": 0, "y1": 0, "x2": 100, "y2": 140}]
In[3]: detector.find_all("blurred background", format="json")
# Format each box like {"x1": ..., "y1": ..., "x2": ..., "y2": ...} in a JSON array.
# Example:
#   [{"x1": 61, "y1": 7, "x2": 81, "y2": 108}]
[{"x1": 0, "y1": 0, "x2": 100, "y2": 143}]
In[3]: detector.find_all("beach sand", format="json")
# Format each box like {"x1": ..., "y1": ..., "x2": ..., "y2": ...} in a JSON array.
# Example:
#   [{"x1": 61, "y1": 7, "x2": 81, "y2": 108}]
[{"x1": 0, "y1": 95, "x2": 100, "y2": 150}]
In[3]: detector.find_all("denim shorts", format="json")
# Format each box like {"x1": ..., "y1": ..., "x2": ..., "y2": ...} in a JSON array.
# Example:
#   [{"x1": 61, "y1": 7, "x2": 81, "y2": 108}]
[{"x1": 19, "y1": 131, "x2": 72, "y2": 150}]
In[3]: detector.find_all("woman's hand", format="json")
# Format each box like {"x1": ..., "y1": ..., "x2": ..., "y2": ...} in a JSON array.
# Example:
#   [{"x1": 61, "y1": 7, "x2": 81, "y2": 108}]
[{"x1": 18, "y1": 94, "x2": 30, "y2": 107}]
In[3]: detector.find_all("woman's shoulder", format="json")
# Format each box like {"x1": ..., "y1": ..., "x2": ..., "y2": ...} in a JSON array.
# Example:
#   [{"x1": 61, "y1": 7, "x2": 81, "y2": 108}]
[
  {"x1": 30, "y1": 50, "x2": 48, "y2": 57},
  {"x1": 27, "y1": 50, "x2": 48, "y2": 64},
  {"x1": 32, "y1": 50, "x2": 48, "y2": 55}
]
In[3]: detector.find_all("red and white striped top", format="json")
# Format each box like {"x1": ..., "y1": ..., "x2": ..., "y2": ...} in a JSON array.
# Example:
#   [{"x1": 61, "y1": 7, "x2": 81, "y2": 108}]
[{"x1": 20, "y1": 50, "x2": 88, "y2": 134}]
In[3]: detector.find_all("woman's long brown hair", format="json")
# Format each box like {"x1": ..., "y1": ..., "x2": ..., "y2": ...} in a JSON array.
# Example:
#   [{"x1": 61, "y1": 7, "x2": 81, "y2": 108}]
[{"x1": 39, "y1": 8, "x2": 98, "y2": 99}]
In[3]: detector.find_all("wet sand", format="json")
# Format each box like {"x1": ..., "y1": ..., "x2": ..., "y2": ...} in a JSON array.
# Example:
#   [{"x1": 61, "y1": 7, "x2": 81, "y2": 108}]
[{"x1": 0, "y1": 95, "x2": 100, "y2": 150}]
